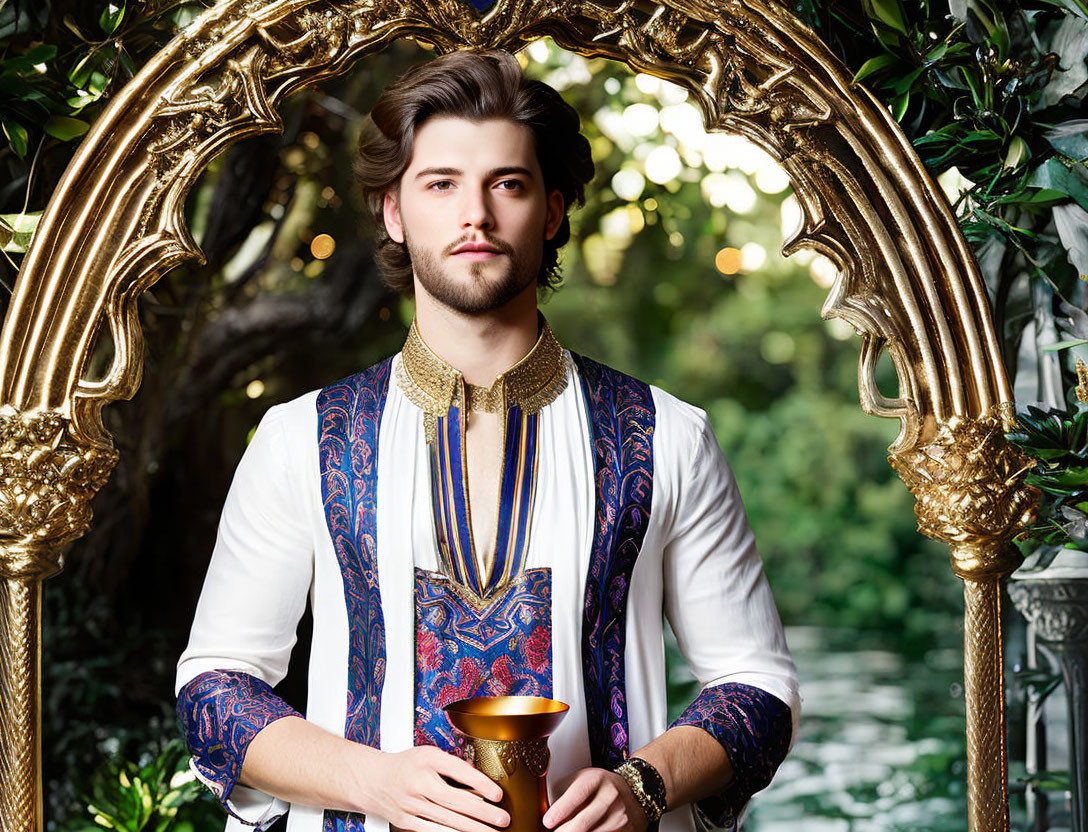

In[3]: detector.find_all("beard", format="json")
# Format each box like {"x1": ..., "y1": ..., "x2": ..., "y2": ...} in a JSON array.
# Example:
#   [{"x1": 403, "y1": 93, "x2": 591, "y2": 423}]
[{"x1": 405, "y1": 227, "x2": 540, "y2": 315}]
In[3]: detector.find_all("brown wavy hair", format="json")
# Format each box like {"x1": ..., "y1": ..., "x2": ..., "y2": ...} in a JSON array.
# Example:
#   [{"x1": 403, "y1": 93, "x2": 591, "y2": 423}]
[{"x1": 353, "y1": 49, "x2": 595, "y2": 295}]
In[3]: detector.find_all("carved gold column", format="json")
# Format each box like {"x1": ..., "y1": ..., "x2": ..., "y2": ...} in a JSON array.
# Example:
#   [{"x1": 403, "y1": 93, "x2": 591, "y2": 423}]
[
  {"x1": 890, "y1": 406, "x2": 1038, "y2": 832},
  {"x1": 0, "y1": 576, "x2": 42, "y2": 832},
  {"x1": 0, "y1": 408, "x2": 117, "y2": 832}
]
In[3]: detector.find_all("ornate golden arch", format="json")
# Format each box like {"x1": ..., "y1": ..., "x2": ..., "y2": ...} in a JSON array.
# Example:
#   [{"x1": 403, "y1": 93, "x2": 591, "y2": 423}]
[{"x1": 0, "y1": 0, "x2": 1038, "y2": 829}]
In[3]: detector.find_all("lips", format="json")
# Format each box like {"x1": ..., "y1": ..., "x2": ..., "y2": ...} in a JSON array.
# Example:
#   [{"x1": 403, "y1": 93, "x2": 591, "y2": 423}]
[{"x1": 452, "y1": 242, "x2": 502, "y2": 254}]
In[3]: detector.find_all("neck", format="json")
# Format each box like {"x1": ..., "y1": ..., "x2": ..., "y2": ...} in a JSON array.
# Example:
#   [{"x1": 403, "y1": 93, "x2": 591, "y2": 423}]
[{"x1": 412, "y1": 285, "x2": 541, "y2": 387}]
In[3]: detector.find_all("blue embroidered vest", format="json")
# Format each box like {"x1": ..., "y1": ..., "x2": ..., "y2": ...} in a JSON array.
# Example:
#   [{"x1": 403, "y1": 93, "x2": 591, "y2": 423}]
[{"x1": 314, "y1": 352, "x2": 655, "y2": 831}]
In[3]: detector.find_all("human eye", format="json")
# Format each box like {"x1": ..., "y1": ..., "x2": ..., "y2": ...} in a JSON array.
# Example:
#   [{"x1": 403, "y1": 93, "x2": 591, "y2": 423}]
[
  {"x1": 496, "y1": 179, "x2": 525, "y2": 191},
  {"x1": 428, "y1": 180, "x2": 454, "y2": 191}
]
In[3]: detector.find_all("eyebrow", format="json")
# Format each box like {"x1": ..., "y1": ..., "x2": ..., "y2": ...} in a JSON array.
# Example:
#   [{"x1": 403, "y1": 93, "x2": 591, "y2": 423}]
[{"x1": 414, "y1": 166, "x2": 536, "y2": 180}]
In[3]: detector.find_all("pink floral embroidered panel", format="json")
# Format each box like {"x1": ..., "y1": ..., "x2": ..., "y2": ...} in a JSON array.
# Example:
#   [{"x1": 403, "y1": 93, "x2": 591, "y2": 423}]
[{"x1": 413, "y1": 566, "x2": 553, "y2": 754}]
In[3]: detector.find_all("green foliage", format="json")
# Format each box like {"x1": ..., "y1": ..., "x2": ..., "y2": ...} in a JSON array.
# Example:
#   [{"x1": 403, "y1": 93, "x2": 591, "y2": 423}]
[
  {"x1": 41, "y1": 579, "x2": 189, "y2": 827},
  {"x1": 1007, "y1": 403, "x2": 1088, "y2": 550},
  {"x1": 1018, "y1": 769, "x2": 1073, "y2": 791},
  {"x1": 59, "y1": 741, "x2": 219, "y2": 832},
  {"x1": 0, "y1": 0, "x2": 209, "y2": 266},
  {"x1": 801, "y1": 0, "x2": 1088, "y2": 393},
  {"x1": 1013, "y1": 664, "x2": 1064, "y2": 705}
]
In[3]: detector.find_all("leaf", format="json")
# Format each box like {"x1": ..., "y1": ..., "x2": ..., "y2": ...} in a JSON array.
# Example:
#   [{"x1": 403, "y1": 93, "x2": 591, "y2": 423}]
[
  {"x1": 988, "y1": 10, "x2": 1011, "y2": 62},
  {"x1": 1059, "y1": 299, "x2": 1088, "y2": 341},
  {"x1": 68, "y1": 52, "x2": 98, "y2": 88},
  {"x1": 1055, "y1": 0, "x2": 1088, "y2": 21},
  {"x1": 1053, "y1": 203, "x2": 1088, "y2": 282},
  {"x1": 926, "y1": 41, "x2": 950, "y2": 62},
  {"x1": 0, "y1": 212, "x2": 42, "y2": 254},
  {"x1": 960, "y1": 65, "x2": 987, "y2": 110},
  {"x1": 99, "y1": 2, "x2": 126, "y2": 36},
  {"x1": 1, "y1": 45, "x2": 58, "y2": 75},
  {"x1": 1033, "y1": 465, "x2": 1088, "y2": 487},
  {"x1": 0, "y1": 1, "x2": 49, "y2": 41},
  {"x1": 892, "y1": 91, "x2": 910, "y2": 121},
  {"x1": 1043, "y1": 17, "x2": 1088, "y2": 107},
  {"x1": 1003, "y1": 136, "x2": 1028, "y2": 170},
  {"x1": 1019, "y1": 770, "x2": 1073, "y2": 790},
  {"x1": 24, "y1": 43, "x2": 58, "y2": 64},
  {"x1": 1046, "y1": 120, "x2": 1088, "y2": 161},
  {"x1": 862, "y1": 0, "x2": 909, "y2": 35},
  {"x1": 1, "y1": 118, "x2": 29, "y2": 159},
  {"x1": 853, "y1": 53, "x2": 898, "y2": 84},
  {"x1": 44, "y1": 116, "x2": 90, "y2": 141},
  {"x1": 88, "y1": 70, "x2": 110, "y2": 97},
  {"x1": 889, "y1": 66, "x2": 925, "y2": 95},
  {"x1": 1041, "y1": 338, "x2": 1088, "y2": 351},
  {"x1": 1028, "y1": 158, "x2": 1088, "y2": 212}
]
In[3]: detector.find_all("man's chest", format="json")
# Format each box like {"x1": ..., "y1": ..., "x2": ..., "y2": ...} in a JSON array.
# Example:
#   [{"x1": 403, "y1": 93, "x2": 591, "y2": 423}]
[{"x1": 463, "y1": 409, "x2": 505, "y2": 579}]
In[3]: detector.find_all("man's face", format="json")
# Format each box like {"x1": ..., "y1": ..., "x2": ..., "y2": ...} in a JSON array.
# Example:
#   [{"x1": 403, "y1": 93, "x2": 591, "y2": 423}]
[{"x1": 383, "y1": 116, "x2": 565, "y2": 315}]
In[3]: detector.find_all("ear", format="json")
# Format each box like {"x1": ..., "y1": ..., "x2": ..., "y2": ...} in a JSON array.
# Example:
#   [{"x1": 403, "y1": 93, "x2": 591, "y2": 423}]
[
  {"x1": 383, "y1": 189, "x2": 405, "y2": 244},
  {"x1": 543, "y1": 188, "x2": 565, "y2": 241}
]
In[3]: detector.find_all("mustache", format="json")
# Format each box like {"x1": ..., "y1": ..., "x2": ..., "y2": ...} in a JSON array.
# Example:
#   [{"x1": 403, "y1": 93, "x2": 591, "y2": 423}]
[{"x1": 443, "y1": 235, "x2": 513, "y2": 256}]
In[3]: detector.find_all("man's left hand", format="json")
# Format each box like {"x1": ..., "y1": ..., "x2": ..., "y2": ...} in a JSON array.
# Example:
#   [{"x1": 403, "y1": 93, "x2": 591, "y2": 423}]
[{"x1": 542, "y1": 767, "x2": 649, "y2": 832}]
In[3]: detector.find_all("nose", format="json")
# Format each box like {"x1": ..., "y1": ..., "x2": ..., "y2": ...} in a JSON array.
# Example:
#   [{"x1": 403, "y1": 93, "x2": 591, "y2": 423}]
[{"x1": 459, "y1": 185, "x2": 494, "y2": 232}]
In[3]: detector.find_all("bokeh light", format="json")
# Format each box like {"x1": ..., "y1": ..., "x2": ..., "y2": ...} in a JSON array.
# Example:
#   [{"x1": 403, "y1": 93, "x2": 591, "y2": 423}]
[
  {"x1": 809, "y1": 254, "x2": 839, "y2": 288},
  {"x1": 715, "y1": 247, "x2": 743, "y2": 275},
  {"x1": 644, "y1": 145, "x2": 682, "y2": 184},
  {"x1": 611, "y1": 168, "x2": 646, "y2": 201},
  {"x1": 623, "y1": 103, "x2": 659, "y2": 137},
  {"x1": 311, "y1": 234, "x2": 336, "y2": 260},
  {"x1": 740, "y1": 242, "x2": 767, "y2": 271}
]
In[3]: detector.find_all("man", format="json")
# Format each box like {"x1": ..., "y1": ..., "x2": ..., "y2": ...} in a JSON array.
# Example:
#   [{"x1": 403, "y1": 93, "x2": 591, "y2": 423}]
[{"x1": 176, "y1": 49, "x2": 799, "y2": 832}]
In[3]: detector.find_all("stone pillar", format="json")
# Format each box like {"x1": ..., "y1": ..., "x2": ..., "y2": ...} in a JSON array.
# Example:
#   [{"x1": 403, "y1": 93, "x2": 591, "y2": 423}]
[{"x1": 1010, "y1": 551, "x2": 1088, "y2": 832}]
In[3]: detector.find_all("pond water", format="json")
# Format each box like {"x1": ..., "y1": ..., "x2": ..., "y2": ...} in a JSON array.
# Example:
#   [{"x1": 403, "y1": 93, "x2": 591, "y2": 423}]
[
  {"x1": 670, "y1": 625, "x2": 972, "y2": 831},
  {"x1": 747, "y1": 626, "x2": 969, "y2": 832}
]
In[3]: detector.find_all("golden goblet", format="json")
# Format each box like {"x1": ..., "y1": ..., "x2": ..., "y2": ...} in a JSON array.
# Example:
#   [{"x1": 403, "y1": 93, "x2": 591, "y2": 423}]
[{"x1": 444, "y1": 695, "x2": 570, "y2": 832}]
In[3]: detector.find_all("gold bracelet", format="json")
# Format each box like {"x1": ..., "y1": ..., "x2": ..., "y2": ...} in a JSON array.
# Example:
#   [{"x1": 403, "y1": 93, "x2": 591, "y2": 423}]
[{"x1": 614, "y1": 761, "x2": 665, "y2": 823}]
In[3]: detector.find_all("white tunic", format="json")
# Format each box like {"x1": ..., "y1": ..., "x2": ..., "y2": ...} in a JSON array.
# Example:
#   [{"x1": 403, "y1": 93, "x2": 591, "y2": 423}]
[{"x1": 176, "y1": 351, "x2": 801, "y2": 832}]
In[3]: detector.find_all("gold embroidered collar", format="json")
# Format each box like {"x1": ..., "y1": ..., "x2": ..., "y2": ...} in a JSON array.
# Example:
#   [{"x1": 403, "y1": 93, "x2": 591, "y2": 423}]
[{"x1": 395, "y1": 315, "x2": 567, "y2": 442}]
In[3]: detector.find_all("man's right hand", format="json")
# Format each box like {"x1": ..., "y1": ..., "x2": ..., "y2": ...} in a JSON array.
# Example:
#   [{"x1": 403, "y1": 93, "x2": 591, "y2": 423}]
[
  {"x1": 362, "y1": 745, "x2": 510, "y2": 832},
  {"x1": 241, "y1": 716, "x2": 510, "y2": 832}
]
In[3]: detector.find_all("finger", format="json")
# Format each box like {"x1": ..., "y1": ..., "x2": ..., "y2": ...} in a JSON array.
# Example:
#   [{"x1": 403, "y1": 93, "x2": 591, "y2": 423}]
[
  {"x1": 431, "y1": 752, "x2": 505, "y2": 802},
  {"x1": 433, "y1": 781, "x2": 511, "y2": 828},
  {"x1": 419, "y1": 797, "x2": 512, "y2": 832},
  {"x1": 406, "y1": 817, "x2": 473, "y2": 832},
  {"x1": 553, "y1": 792, "x2": 614, "y2": 832},
  {"x1": 544, "y1": 774, "x2": 595, "y2": 828}
]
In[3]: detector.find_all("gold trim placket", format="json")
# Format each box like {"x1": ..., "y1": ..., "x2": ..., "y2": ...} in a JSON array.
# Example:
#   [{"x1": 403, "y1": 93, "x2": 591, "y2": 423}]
[{"x1": 395, "y1": 316, "x2": 566, "y2": 598}]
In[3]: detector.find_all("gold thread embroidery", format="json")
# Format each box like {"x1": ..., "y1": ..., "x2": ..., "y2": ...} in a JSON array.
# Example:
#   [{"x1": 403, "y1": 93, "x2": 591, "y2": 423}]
[
  {"x1": 422, "y1": 567, "x2": 537, "y2": 612},
  {"x1": 395, "y1": 316, "x2": 567, "y2": 443}
]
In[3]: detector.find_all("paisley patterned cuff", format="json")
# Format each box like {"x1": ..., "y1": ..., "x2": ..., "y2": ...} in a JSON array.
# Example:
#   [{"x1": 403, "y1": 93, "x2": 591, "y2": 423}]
[
  {"x1": 176, "y1": 669, "x2": 301, "y2": 824},
  {"x1": 669, "y1": 682, "x2": 792, "y2": 830}
]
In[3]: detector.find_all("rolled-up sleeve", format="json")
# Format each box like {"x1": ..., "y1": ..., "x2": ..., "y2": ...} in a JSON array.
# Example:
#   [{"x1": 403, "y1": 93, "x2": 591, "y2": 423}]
[
  {"x1": 175, "y1": 403, "x2": 315, "y2": 827},
  {"x1": 661, "y1": 409, "x2": 800, "y2": 830}
]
